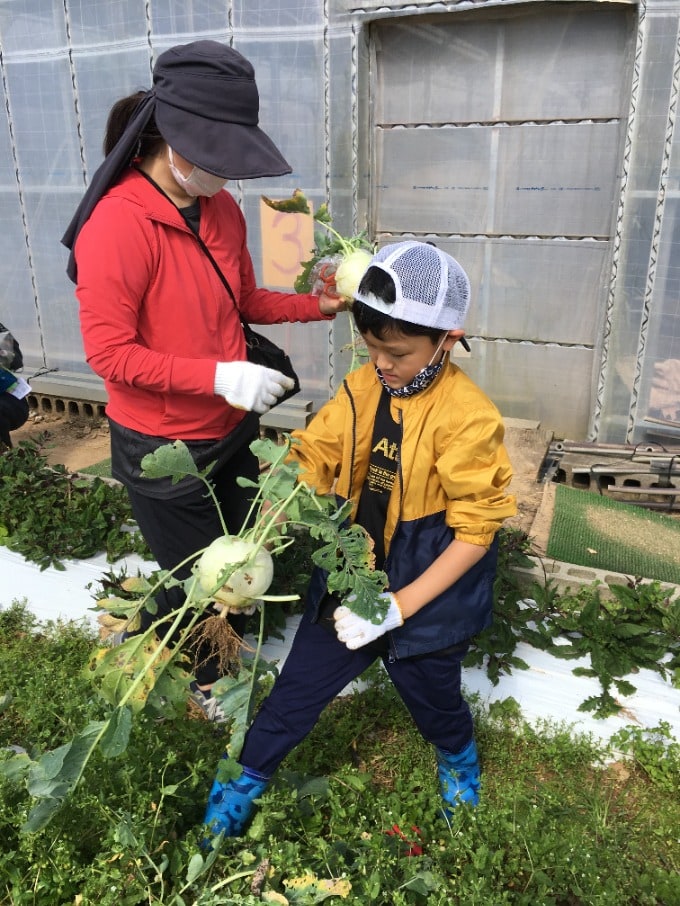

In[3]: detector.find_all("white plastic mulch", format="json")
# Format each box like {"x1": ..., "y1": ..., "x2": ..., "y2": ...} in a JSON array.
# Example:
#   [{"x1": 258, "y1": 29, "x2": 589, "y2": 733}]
[{"x1": 2, "y1": 545, "x2": 679, "y2": 748}]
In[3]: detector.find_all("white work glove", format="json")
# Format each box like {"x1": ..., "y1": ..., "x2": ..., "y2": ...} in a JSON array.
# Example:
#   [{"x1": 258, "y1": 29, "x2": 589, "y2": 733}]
[
  {"x1": 334, "y1": 592, "x2": 404, "y2": 650},
  {"x1": 214, "y1": 361, "x2": 295, "y2": 414}
]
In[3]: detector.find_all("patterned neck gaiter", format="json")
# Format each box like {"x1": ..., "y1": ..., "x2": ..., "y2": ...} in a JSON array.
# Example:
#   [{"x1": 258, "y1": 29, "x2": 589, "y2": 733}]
[
  {"x1": 376, "y1": 333, "x2": 448, "y2": 398},
  {"x1": 376, "y1": 357, "x2": 447, "y2": 398}
]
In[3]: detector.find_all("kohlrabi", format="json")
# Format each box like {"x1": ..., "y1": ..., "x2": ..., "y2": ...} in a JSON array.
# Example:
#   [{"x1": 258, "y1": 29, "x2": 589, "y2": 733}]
[
  {"x1": 195, "y1": 535, "x2": 274, "y2": 608},
  {"x1": 261, "y1": 190, "x2": 375, "y2": 369},
  {"x1": 334, "y1": 247, "x2": 374, "y2": 302}
]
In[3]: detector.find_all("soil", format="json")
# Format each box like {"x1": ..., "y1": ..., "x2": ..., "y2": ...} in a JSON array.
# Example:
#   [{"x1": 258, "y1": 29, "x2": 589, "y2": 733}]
[
  {"x1": 12, "y1": 412, "x2": 112, "y2": 473},
  {"x1": 10, "y1": 410, "x2": 554, "y2": 550}
]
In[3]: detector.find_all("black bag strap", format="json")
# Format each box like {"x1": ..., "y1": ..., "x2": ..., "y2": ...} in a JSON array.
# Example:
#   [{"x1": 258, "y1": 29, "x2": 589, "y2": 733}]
[
  {"x1": 179, "y1": 218, "x2": 265, "y2": 348},
  {"x1": 137, "y1": 170, "x2": 258, "y2": 343}
]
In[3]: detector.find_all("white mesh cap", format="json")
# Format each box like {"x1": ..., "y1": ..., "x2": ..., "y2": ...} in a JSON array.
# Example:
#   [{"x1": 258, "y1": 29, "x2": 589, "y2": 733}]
[{"x1": 354, "y1": 241, "x2": 470, "y2": 330}]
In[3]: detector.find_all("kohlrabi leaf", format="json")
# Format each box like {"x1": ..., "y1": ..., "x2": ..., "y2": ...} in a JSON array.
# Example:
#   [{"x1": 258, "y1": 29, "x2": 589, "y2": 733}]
[
  {"x1": 99, "y1": 706, "x2": 133, "y2": 759},
  {"x1": 24, "y1": 720, "x2": 108, "y2": 832},
  {"x1": 140, "y1": 440, "x2": 210, "y2": 484},
  {"x1": 85, "y1": 633, "x2": 179, "y2": 713},
  {"x1": 311, "y1": 522, "x2": 388, "y2": 618},
  {"x1": 313, "y1": 202, "x2": 331, "y2": 224},
  {"x1": 284, "y1": 871, "x2": 352, "y2": 902},
  {"x1": 211, "y1": 663, "x2": 274, "y2": 759},
  {"x1": 250, "y1": 435, "x2": 292, "y2": 466}
]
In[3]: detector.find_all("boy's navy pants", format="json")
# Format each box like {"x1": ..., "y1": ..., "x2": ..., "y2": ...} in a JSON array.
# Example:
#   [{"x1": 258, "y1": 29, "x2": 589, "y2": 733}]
[{"x1": 240, "y1": 609, "x2": 473, "y2": 777}]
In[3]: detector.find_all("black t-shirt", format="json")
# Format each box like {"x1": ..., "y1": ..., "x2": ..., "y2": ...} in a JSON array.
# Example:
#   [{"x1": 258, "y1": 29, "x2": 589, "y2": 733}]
[
  {"x1": 316, "y1": 390, "x2": 401, "y2": 645},
  {"x1": 355, "y1": 390, "x2": 402, "y2": 570},
  {"x1": 181, "y1": 199, "x2": 201, "y2": 234}
]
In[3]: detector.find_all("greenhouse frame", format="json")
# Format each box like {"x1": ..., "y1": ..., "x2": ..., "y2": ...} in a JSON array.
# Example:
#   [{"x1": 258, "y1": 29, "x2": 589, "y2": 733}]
[{"x1": 1, "y1": 0, "x2": 679, "y2": 443}]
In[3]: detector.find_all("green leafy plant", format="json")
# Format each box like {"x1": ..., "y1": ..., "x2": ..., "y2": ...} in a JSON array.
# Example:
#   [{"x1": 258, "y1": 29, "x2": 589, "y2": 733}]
[
  {"x1": 610, "y1": 721, "x2": 680, "y2": 792},
  {"x1": 0, "y1": 436, "x2": 150, "y2": 569},
  {"x1": 464, "y1": 527, "x2": 539, "y2": 684},
  {"x1": 546, "y1": 578, "x2": 680, "y2": 717},
  {"x1": 467, "y1": 532, "x2": 680, "y2": 719},
  {"x1": 1, "y1": 435, "x2": 388, "y2": 833},
  {"x1": 1, "y1": 601, "x2": 680, "y2": 904}
]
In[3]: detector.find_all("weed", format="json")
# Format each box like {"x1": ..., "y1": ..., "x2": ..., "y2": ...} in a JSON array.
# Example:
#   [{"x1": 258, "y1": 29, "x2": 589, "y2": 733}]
[
  {"x1": 469, "y1": 534, "x2": 680, "y2": 718},
  {"x1": 1, "y1": 603, "x2": 679, "y2": 903}
]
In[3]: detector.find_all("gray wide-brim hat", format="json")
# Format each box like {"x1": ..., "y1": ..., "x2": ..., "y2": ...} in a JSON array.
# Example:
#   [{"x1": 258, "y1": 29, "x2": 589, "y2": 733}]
[
  {"x1": 62, "y1": 40, "x2": 291, "y2": 282},
  {"x1": 153, "y1": 41, "x2": 292, "y2": 180}
]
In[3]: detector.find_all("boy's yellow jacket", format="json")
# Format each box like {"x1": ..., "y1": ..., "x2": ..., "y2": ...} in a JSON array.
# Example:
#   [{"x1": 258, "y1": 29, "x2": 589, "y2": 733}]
[{"x1": 291, "y1": 359, "x2": 517, "y2": 658}]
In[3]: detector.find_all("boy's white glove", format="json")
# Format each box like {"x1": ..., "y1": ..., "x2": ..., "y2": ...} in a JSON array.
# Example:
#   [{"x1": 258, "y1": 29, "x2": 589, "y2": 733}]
[
  {"x1": 214, "y1": 361, "x2": 295, "y2": 414},
  {"x1": 333, "y1": 592, "x2": 404, "y2": 650}
]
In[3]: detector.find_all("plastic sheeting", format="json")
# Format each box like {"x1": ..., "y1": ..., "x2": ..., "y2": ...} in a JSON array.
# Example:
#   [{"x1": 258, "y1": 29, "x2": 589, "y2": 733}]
[{"x1": 2, "y1": 544, "x2": 678, "y2": 748}]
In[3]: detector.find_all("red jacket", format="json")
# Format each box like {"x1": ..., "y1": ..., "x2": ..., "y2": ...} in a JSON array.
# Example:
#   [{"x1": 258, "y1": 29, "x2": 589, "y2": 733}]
[{"x1": 75, "y1": 169, "x2": 328, "y2": 440}]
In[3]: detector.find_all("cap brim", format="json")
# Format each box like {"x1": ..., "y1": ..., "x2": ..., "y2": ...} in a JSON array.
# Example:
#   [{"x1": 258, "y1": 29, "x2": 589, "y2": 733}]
[{"x1": 156, "y1": 104, "x2": 292, "y2": 180}]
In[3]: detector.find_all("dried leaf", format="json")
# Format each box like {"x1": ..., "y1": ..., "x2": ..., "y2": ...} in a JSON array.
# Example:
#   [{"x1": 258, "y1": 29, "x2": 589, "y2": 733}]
[{"x1": 261, "y1": 189, "x2": 311, "y2": 215}]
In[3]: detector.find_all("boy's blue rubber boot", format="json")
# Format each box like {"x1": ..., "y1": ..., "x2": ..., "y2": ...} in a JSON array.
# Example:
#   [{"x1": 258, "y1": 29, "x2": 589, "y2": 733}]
[
  {"x1": 436, "y1": 738, "x2": 481, "y2": 818},
  {"x1": 203, "y1": 760, "x2": 269, "y2": 838}
]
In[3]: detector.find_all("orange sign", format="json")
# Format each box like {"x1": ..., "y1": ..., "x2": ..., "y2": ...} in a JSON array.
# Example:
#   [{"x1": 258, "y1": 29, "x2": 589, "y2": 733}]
[{"x1": 260, "y1": 200, "x2": 314, "y2": 289}]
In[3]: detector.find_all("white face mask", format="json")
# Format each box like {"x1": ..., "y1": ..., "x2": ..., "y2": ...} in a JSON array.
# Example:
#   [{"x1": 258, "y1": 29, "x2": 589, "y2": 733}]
[{"x1": 167, "y1": 147, "x2": 227, "y2": 197}]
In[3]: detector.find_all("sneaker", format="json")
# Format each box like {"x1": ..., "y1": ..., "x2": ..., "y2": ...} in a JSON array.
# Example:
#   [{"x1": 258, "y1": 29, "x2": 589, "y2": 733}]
[
  {"x1": 203, "y1": 760, "x2": 270, "y2": 841},
  {"x1": 189, "y1": 682, "x2": 228, "y2": 723},
  {"x1": 436, "y1": 738, "x2": 481, "y2": 818}
]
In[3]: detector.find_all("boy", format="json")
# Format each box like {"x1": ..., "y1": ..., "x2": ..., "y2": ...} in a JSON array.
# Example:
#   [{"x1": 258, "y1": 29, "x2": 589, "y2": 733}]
[{"x1": 203, "y1": 240, "x2": 517, "y2": 837}]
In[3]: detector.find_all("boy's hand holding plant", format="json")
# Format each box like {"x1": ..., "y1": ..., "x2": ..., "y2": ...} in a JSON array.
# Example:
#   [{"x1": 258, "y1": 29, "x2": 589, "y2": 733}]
[{"x1": 335, "y1": 592, "x2": 405, "y2": 649}]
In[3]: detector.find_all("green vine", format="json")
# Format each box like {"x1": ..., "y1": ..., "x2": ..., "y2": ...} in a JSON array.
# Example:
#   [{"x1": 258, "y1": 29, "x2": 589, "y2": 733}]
[
  {"x1": 469, "y1": 528, "x2": 680, "y2": 719},
  {"x1": 0, "y1": 436, "x2": 151, "y2": 569}
]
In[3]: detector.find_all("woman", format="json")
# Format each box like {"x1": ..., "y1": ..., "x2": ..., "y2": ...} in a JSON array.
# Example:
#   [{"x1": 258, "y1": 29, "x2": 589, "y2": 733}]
[{"x1": 62, "y1": 41, "x2": 344, "y2": 718}]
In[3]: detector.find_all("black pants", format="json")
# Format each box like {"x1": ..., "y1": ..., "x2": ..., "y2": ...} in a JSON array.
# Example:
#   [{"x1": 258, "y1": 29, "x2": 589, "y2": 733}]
[
  {"x1": 0, "y1": 394, "x2": 28, "y2": 447},
  {"x1": 240, "y1": 610, "x2": 473, "y2": 777},
  {"x1": 124, "y1": 438, "x2": 259, "y2": 685}
]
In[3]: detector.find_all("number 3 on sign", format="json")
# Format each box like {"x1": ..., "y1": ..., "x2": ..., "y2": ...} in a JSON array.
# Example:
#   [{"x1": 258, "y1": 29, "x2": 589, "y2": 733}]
[{"x1": 260, "y1": 199, "x2": 314, "y2": 290}]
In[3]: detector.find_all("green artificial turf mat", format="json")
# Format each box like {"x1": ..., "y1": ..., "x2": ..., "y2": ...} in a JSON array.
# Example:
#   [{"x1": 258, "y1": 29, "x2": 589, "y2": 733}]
[
  {"x1": 78, "y1": 458, "x2": 112, "y2": 478},
  {"x1": 546, "y1": 483, "x2": 680, "y2": 584}
]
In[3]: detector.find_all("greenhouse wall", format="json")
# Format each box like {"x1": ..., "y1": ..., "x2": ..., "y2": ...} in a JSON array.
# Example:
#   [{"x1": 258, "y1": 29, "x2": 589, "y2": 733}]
[{"x1": 0, "y1": 0, "x2": 679, "y2": 443}]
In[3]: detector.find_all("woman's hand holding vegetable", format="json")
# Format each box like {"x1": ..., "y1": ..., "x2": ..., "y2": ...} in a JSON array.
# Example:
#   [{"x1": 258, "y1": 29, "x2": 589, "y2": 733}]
[
  {"x1": 334, "y1": 592, "x2": 404, "y2": 650},
  {"x1": 315, "y1": 280, "x2": 347, "y2": 316},
  {"x1": 214, "y1": 361, "x2": 295, "y2": 414}
]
